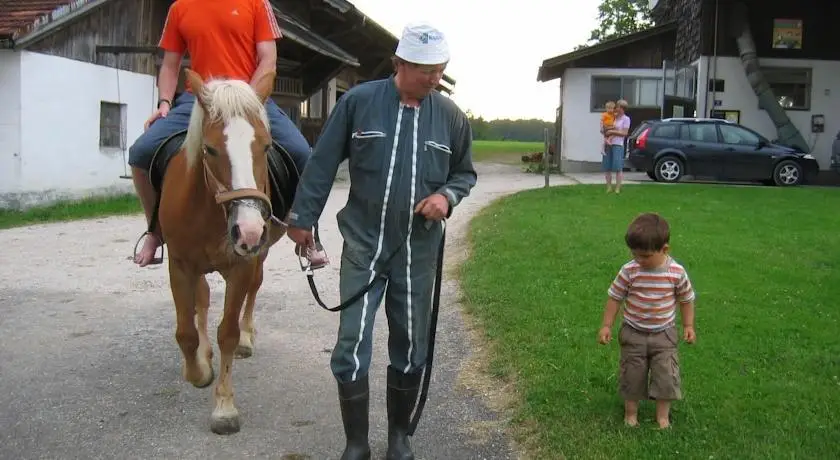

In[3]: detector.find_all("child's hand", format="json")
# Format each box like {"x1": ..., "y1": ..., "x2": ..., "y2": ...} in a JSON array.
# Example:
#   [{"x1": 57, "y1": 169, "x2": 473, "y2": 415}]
[
  {"x1": 683, "y1": 326, "x2": 696, "y2": 344},
  {"x1": 598, "y1": 326, "x2": 612, "y2": 344}
]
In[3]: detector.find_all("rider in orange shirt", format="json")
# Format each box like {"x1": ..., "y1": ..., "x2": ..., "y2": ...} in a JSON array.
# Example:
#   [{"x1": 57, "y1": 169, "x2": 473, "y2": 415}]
[{"x1": 129, "y1": 0, "x2": 327, "y2": 268}]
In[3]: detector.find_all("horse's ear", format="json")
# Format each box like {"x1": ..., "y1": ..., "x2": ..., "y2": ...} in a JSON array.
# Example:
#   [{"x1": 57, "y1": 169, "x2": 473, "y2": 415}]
[
  {"x1": 184, "y1": 68, "x2": 208, "y2": 107},
  {"x1": 254, "y1": 71, "x2": 275, "y2": 104}
]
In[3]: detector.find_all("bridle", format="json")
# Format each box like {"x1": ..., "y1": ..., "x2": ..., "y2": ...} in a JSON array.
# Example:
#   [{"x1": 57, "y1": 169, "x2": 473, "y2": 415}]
[{"x1": 200, "y1": 145, "x2": 273, "y2": 223}]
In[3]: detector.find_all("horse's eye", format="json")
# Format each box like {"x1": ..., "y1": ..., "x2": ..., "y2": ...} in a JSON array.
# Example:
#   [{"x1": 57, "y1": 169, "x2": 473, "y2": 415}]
[{"x1": 204, "y1": 145, "x2": 218, "y2": 156}]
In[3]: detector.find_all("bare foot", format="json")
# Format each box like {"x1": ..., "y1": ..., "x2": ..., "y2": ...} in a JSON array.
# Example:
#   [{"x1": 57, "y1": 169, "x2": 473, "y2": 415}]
[
  {"x1": 657, "y1": 418, "x2": 671, "y2": 429},
  {"x1": 624, "y1": 415, "x2": 639, "y2": 427},
  {"x1": 134, "y1": 233, "x2": 163, "y2": 267}
]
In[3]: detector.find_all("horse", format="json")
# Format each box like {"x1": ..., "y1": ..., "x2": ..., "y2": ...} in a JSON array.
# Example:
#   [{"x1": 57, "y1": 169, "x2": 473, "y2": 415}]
[{"x1": 155, "y1": 68, "x2": 290, "y2": 435}]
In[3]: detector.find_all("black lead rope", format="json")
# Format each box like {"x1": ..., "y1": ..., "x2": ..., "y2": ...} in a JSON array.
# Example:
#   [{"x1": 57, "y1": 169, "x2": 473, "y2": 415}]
[
  {"x1": 408, "y1": 220, "x2": 446, "y2": 436},
  {"x1": 303, "y1": 221, "x2": 408, "y2": 313},
  {"x1": 302, "y1": 219, "x2": 447, "y2": 436}
]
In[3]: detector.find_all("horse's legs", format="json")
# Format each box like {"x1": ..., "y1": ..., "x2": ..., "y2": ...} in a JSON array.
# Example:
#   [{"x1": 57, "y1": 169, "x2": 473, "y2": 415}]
[
  {"x1": 211, "y1": 266, "x2": 252, "y2": 435},
  {"x1": 170, "y1": 262, "x2": 214, "y2": 388},
  {"x1": 236, "y1": 262, "x2": 263, "y2": 359},
  {"x1": 195, "y1": 275, "x2": 215, "y2": 372}
]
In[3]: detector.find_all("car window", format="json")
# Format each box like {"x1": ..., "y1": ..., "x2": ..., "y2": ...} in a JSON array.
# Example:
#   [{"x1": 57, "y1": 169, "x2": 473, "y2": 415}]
[
  {"x1": 630, "y1": 122, "x2": 650, "y2": 137},
  {"x1": 719, "y1": 125, "x2": 762, "y2": 145},
  {"x1": 652, "y1": 124, "x2": 682, "y2": 139},
  {"x1": 681, "y1": 124, "x2": 719, "y2": 143}
]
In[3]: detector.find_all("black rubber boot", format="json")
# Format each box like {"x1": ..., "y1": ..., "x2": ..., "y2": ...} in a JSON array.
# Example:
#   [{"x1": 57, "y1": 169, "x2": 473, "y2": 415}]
[
  {"x1": 386, "y1": 365, "x2": 422, "y2": 460},
  {"x1": 337, "y1": 376, "x2": 371, "y2": 460}
]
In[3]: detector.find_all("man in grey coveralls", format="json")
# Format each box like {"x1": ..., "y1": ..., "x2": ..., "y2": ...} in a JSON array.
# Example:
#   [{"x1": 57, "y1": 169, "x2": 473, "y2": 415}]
[{"x1": 286, "y1": 22, "x2": 477, "y2": 460}]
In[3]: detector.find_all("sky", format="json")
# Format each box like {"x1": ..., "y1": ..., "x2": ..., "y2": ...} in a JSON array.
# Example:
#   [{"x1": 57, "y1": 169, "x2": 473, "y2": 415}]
[{"x1": 349, "y1": 0, "x2": 603, "y2": 122}]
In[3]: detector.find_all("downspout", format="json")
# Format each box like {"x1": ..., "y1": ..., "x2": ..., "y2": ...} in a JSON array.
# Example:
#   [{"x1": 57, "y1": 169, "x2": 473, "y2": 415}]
[
  {"x1": 730, "y1": 1, "x2": 810, "y2": 152},
  {"x1": 707, "y1": 0, "x2": 719, "y2": 117}
]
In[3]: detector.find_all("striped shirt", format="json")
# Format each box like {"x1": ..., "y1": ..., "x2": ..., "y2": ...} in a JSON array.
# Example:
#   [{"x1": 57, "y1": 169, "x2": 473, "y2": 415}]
[{"x1": 607, "y1": 257, "x2": 695, "y2": 332}]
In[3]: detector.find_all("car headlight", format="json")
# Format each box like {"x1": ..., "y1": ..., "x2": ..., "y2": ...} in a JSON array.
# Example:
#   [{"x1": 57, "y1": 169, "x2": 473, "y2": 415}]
[{"x1": 802, "y1": 154, "x2": 815, "y2": 159}]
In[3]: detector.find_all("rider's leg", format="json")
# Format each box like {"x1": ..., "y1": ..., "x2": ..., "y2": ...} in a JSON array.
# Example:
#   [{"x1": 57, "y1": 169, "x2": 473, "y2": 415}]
[
  {"x1": 264, "y1": 98, "x2": 312, "y2": 176},
  {"x1": 263, "y1": 99, "x2": 329, "y2": 268},
  {"x1": 128, "y1": 93, "x2": 195, "y2": 266}
]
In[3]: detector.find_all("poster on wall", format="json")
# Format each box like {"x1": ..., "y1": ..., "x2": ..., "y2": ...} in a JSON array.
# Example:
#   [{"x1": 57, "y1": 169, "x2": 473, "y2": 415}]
[
  {"x1": 672, "y1": 105, "x2": 684, "y2": 117},
  {"x1": 773, "y1": 19, "x2": 803, "y2": 49},
  {"x1": 710, "y1": 110, "x2": 741, "y2": 124}
]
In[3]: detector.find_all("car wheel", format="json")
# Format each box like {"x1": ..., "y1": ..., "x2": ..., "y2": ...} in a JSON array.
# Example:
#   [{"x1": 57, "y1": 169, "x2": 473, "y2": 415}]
[
  {"x1": 772, "y1": 160, "x2": 803, "y2": 186},
  {"x1": 646, "y1": 170, "x2": 656, "y2": 181},
  {"x1": 654, "y1": 156, "x2": 684, "y2": 183}
]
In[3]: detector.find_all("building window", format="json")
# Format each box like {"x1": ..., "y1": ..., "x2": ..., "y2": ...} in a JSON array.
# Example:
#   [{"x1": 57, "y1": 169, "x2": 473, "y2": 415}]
[
  {"x1": 760, "y1": 66, "x2": 811, "y2": 110},
  {"x1": 100, "y1": 102, "x2": 126, "y2": 149},
  {"x1": 591, "y1": 76, "x2": 662, "y2": 111}
]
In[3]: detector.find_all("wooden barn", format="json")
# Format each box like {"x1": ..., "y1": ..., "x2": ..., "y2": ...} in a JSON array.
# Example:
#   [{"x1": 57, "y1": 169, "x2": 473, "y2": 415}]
[{"x1": 0, "y1": 0, "x2": 456, "y2": 209}]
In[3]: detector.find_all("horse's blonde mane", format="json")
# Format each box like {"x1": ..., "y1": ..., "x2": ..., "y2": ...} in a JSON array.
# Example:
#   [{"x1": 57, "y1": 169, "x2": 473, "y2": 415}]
[{"x1": 184, "y1": 78, "x2": 270, "y2": 168}]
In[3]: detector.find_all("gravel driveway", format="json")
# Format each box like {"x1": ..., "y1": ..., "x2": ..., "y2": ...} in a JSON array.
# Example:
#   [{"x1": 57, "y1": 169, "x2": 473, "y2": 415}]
[{"x1": 0, "y1": 163, "x2": 574, "y2": 460}]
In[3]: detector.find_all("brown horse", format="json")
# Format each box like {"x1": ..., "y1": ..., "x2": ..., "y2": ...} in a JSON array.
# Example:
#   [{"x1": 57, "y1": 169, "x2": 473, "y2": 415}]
[{"x1": 157, "y1": 68, "x2": 286, "y2": 435}]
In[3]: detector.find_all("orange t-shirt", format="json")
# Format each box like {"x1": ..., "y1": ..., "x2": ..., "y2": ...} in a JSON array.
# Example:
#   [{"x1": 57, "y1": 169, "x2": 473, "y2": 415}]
[
  {"x1": 159, "y1": 0, "x2": 282, "y2": 91},
  {"x1": 601, "y1": 111, "x2": 615, "y2": 128}
]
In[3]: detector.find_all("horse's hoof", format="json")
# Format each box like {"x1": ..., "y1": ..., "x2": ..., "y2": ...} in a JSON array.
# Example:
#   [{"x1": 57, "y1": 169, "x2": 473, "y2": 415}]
[
  {"x1": 210, "y1": 414, "x2": 241, "y2": 435},
  {"x1": 193, "y1": 367, "x2": 215, "y2": 389},
  {"x1": 235, "y1": 344, "x2": 253, "y2": 359}
]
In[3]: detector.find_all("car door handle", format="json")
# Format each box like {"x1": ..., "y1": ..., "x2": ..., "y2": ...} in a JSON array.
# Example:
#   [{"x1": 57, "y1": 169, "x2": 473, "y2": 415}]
[
  {"x1": 685, "y1": 144, "x2": 696, "y2": 148},
  {"x1": 725, "y1": 147, "x2": 735, "y2": 151}
]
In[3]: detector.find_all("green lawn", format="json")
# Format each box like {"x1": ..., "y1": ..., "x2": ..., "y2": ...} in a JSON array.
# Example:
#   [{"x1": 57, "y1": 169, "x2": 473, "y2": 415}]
[
  {"x1": 0, "y1": 194, "x2": 141, "y2": 230},
  {"x1": 472, "y1": 140, "x2": 543, "y2": 164},
  {"x1": 459, "y1": 183, "x2": 840, "y2": 459}
]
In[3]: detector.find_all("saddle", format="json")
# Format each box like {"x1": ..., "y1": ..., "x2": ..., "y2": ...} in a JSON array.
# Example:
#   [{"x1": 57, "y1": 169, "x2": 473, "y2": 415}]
[{"x1": 147, "y1": 129, "x2": 301, "y2": 222}]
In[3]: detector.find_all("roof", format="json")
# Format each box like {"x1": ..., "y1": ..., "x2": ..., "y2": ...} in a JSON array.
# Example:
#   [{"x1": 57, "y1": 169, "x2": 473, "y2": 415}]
[
  {"x1": 536, "y1": 21, "x2": 678, "y2": 82},
  {"x1": 272, "y1": 7, "x2": 359, "y2": 67},
  {"x1": 0, "y1": 0, "x2": 75, "y2": 41}
]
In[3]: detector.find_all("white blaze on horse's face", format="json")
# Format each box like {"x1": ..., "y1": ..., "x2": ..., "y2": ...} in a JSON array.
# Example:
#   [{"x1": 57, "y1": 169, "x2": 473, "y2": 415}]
[{"x1": 224, "y1": 116, "x2": 267, "y2": 255}]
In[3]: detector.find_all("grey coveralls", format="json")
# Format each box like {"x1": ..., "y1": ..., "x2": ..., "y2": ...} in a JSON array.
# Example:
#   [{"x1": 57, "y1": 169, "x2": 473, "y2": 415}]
[{"x1": 288, "y1": 76, "x2": 477, "y2": 383}]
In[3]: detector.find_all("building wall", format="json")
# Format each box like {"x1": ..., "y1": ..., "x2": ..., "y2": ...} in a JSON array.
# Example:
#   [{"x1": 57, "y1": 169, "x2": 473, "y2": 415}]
[
  {"x1": 24, "y1": 0, "x2": 169, "y2": 75},
  {"x1": 0, "y1": 51, "x2": 157, "y2": 210},
  {"x1": 0, "y1": 51, "x2": 22, "y2": 194},
  {"x1": 695, "y1": 56, "x2": 839, "y2": 170},
  {"x1": 560, "y1": 67, "x2": 665, "y2": 171}
]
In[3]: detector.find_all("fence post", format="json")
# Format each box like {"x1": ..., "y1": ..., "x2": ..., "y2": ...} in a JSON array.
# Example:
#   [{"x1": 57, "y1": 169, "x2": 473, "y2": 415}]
[{"x1": 543, "y1": 127, "x2": 550, "y2": 188}]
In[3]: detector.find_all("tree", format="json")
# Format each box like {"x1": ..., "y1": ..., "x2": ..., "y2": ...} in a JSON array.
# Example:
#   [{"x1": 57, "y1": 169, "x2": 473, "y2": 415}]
[{"x1": 577, "y1": 0, "x2": 653, "y2": 48}]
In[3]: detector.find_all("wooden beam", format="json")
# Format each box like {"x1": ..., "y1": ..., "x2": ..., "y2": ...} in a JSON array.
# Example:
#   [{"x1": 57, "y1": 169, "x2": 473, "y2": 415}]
[
  {"x1": 97, "y1": 45, "x2": 301, "y2": 70},
  {"x1": 304, "y1": 64, "x2": 347, "y2": 98},
  {"x1": 96, "y1": 45, "x2": 159, "y2": 54},
  {"x1": 367, "y1": 55, "x2": 392, "y2": 79}
]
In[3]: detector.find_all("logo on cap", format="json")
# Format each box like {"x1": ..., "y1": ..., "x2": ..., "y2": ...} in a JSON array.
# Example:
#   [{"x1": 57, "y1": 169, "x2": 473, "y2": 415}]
[{"x1": 418, "y1": 31, "x2": 443, "y2": 44}]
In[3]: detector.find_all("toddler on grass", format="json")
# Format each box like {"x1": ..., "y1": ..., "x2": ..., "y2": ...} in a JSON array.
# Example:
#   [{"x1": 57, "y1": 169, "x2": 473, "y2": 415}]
[{"x1": 597, "y1": 212, "x2": 697, "y2": 429}]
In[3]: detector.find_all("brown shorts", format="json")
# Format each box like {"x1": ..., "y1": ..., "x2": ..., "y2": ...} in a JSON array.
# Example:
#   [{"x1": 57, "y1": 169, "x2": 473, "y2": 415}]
[{"x1": 618, "y1": 323, "x2": 681, "y2": 401}]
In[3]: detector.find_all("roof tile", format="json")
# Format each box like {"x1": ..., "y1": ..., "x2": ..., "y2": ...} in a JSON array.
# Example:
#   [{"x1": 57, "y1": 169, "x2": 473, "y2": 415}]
[{"x1": 0, "y1": 0, "x2": 80, "y2": 39}]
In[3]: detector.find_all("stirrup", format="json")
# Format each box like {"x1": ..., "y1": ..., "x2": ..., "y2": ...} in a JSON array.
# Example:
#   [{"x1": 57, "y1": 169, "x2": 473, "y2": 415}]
[
  {"x1": 132, "y1": 231, "x2": 165, "y2": 265},
  {"x1": 296, "y1": 242, "x2": 329, "y2": 273}
]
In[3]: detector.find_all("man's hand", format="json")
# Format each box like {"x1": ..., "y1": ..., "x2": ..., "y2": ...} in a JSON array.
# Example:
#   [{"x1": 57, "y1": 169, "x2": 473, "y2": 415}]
[
  {"x1": 287, "y1": 226, "x2": 315, "y2": 249},
  {"x1": 144, "y1": 104, "x2": 170, "y2": 131},
  {"x1": 414, "y1": 193, "x2": 449, "y2": 221},
  {"x1": 683, "y1": 325, "x2": 696, "y2": 344},
  {"x1": 598, "y1": 326, "x2": 612, "y2": 344}
]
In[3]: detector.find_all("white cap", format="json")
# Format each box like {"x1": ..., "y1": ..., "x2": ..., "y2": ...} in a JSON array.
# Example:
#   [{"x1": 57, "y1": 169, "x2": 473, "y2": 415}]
[{"x1": 394, "y1": 22, "x2": 450, "y2": 65}]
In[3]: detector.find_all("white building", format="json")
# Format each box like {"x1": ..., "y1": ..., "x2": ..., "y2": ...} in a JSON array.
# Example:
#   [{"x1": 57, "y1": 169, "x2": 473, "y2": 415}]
[
  {"x1": 538, "y1": 0, "x2": 840, "y2": 180},
  {"x1": 0, "y1": 50, "x2": 156, "y2": 209}
]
